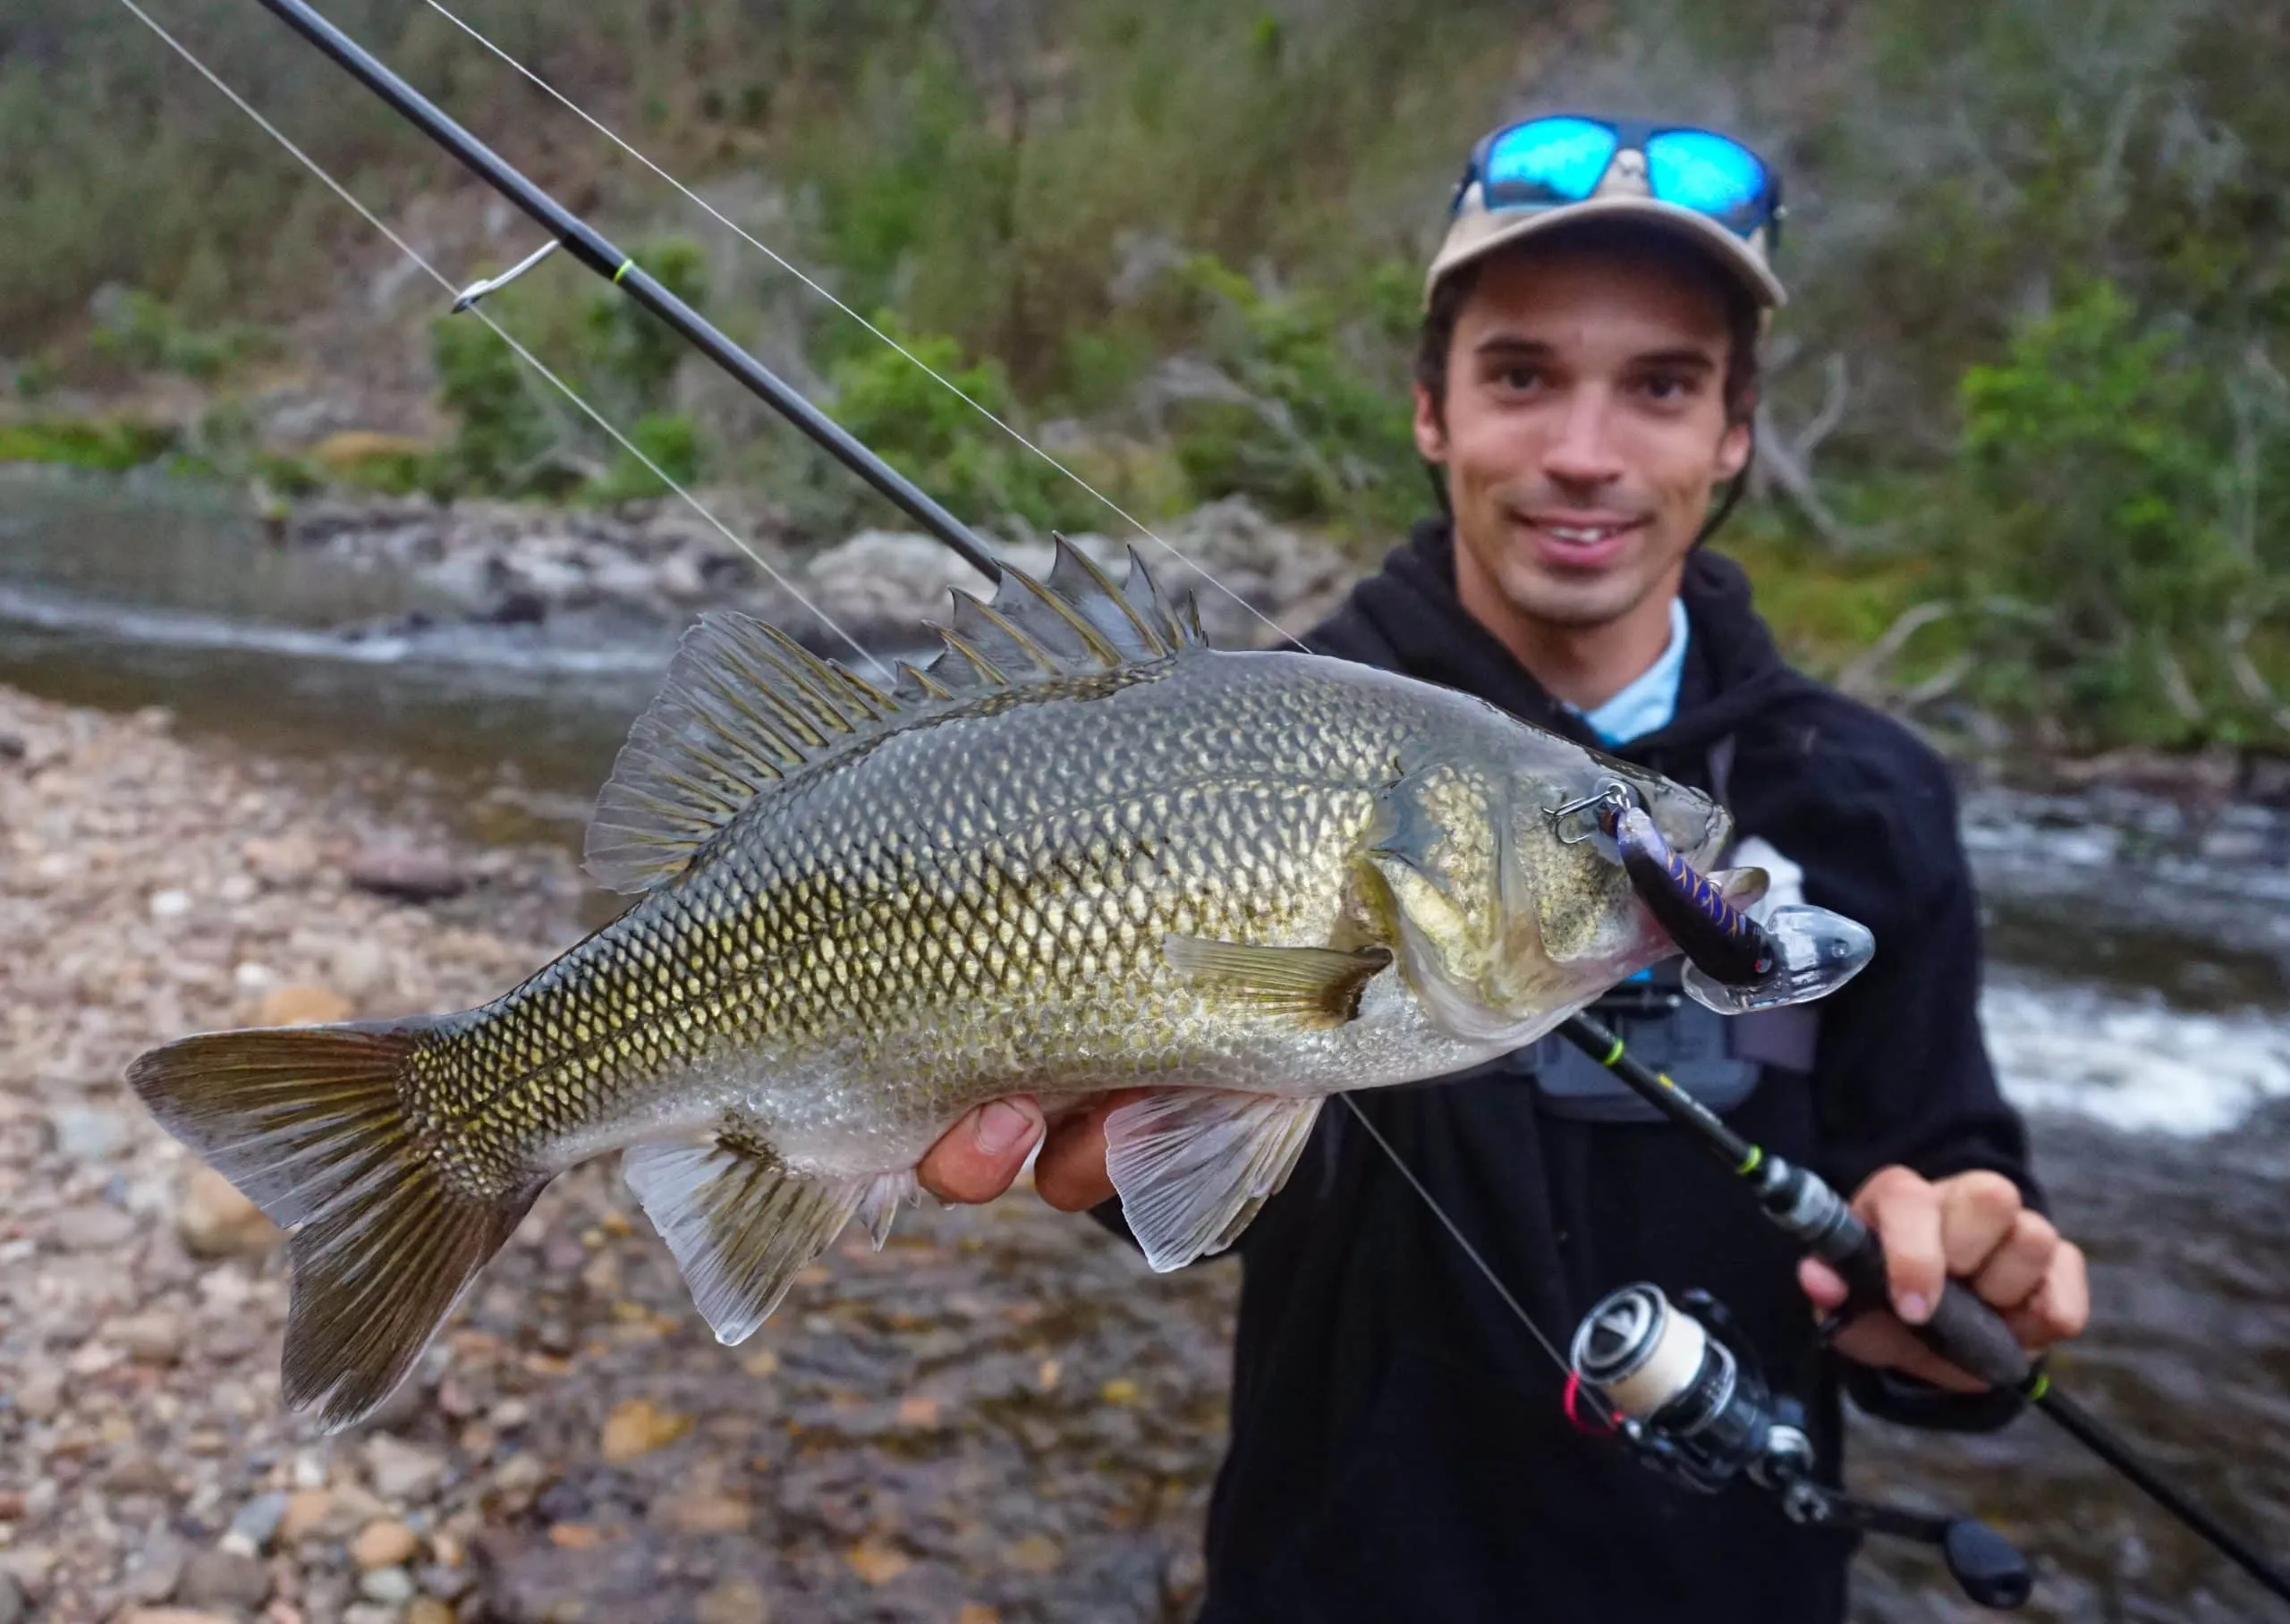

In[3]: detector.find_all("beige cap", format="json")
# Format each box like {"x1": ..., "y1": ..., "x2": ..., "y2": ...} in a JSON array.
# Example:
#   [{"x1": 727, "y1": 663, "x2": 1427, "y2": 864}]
[{"x1": 1425, "y1": 145, "x2": 1785, "y2": 311}]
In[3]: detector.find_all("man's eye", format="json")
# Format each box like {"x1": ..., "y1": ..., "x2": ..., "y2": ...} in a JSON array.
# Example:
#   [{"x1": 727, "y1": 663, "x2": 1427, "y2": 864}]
[
  {"x1": 1496, "y1": 366, "x2": 1541, "y2": 392},
  {"x1": 1638, "y1": 373, "x2": 1695, "y2": 401}
]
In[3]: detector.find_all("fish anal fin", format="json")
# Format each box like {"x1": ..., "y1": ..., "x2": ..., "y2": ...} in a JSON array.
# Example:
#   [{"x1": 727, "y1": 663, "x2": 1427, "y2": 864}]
[
  {"x1": 624, "y1": 1136, "x2": 896, "y2": 1343},
  {"x1": 125, "y1": 1015, "x2": 535, "y2": 1434},
  {"x1": 1163, "y1": 936, "x2": 1392, "y2": 1026},
  {"x1": 1104, "y1": 1090, "x2": 1323, "y2": 1272}
]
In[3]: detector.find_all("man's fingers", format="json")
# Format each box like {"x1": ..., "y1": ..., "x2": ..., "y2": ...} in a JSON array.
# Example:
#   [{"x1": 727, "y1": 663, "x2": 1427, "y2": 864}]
[
  {"x1": 1826, "y1": 1310, "x2": 1992, "y2": 1393},
  {"x1": 1035, "y1": 1088, "x2": 1152, "y2": 1212},
  {"x1": 916, "y1": 1097, "x2": 1045, "y2": 1205},
  {"x1": 1855, "y1": 1167, "x2": 1946, "y2": 1325},
  {"x1": 1938, "y1": 1171, "x2": 2026, "y2": 1279},
  {"x1": 1971, "y1": 1210, "x2": 2058, "y2": 1311},
  {"x1": 2004, "y1": 1240, "x2": 2091, "y2": 1349}
]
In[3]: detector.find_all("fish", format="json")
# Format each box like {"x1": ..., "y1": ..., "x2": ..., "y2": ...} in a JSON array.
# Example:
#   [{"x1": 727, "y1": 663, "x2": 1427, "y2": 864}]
[{"x1": 126, "y1": 539, "x2": 1740, "y2": 1430}]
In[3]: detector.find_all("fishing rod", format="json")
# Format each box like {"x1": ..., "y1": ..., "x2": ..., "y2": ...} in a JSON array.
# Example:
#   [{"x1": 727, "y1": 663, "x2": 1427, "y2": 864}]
[{"x1": 210, "y1": 0, "x2": 2289, "y2": 1607}]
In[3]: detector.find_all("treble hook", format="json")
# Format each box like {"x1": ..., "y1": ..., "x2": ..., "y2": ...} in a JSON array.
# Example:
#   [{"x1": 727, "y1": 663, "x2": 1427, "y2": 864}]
[{"x1": 1547, "y1": 779, "x2": 1636, "y2": 845}]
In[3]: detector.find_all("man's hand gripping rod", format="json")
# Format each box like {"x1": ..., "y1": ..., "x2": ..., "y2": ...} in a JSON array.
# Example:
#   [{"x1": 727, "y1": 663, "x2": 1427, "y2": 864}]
[{"x1": 1573, "y1": 791, "x2": 2290, "y2": 1608}]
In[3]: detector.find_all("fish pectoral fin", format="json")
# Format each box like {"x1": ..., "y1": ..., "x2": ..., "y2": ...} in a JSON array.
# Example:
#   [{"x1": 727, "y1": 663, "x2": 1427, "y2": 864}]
[
  {"x1": 1162, "y1": 936, "x2": 1392, "y2": 1026},
  {"x1": 1707, "y1": 865, "x2": 1771, "y2": 911},
  {"x1": 623, "y1": 1138, "x2": 896, "y2": 1344},
  {"x1": 1103, "y1": 1090, "x2": 1324, "y2": 1273}
]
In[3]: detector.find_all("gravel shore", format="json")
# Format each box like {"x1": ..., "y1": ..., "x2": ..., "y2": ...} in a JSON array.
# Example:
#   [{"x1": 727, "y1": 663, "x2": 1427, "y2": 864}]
[{"x1": 0, "y1": 687, "x2": 1235, "y2": 1624}]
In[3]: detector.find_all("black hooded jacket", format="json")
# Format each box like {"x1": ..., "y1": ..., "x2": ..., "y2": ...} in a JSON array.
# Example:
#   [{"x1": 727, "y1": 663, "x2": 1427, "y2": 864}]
[{"x1": 1178, "y1": 520, "x2": 2038, "y2": 1624}]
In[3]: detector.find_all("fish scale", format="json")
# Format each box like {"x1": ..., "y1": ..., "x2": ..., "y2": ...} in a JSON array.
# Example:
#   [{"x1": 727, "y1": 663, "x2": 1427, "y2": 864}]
[{"x1": 127, "y1": 540, "x2": 1728, "y2": 1428}]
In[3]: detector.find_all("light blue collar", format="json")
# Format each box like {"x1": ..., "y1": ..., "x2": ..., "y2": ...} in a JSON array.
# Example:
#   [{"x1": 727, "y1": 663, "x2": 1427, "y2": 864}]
[{"x1": 1569, "y1": 596, "x2": 1690, "y2": 747}]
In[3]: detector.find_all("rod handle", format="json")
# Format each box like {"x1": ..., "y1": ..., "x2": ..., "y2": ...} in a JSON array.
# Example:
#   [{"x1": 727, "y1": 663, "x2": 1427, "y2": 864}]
[{"x1": 1830, "y1": 1213, "x2": 2032, "y2": 1391}]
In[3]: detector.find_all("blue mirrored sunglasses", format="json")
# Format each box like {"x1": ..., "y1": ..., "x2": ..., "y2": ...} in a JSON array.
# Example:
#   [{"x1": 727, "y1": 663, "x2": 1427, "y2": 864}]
[{"x1": 1454, "y1": 115, "x2": 1783, "y2": 246}]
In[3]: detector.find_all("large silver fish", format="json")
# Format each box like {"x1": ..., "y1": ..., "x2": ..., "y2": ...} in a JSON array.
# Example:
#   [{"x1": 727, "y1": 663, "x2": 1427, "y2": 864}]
[{"x1": 129, "y1": 541, "x2": 1736, "y2": 1429}]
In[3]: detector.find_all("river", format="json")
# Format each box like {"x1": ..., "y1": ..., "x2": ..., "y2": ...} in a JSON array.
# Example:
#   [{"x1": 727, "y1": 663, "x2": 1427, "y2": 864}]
[{"x1": 5, "y1": 474, "x2": 2286, "y2": 1621}]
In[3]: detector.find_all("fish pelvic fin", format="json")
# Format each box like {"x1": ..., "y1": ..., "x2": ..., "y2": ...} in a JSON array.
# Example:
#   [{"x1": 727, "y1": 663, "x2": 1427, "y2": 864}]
[
  {"x1": 1104, "y1": 1089, "x2": 1323, "y2": 1273},
  {"x1": 585, "y1": 537, "x2": 1205, "y2": 895},
  {"x1": 623, "y1": 1136, "x2": 913, "y2": 1344},
  {"x1": 125, "y1": 1017, "x2": 539, "y2": 1433}
]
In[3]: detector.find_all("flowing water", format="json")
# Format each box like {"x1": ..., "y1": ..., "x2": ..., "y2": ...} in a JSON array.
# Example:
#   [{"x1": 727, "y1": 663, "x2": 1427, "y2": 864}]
[{"x1": 5, "y1": 475, "x2": 2286, "y2": 1620}]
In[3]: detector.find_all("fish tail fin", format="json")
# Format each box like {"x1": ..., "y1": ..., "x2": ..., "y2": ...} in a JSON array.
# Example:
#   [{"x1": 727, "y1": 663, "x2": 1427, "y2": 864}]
[
  {"x1": 126, "y1": 1017, "x2": 539, "y2": 1432},
  {"x1": 623, "y1": 1134, "x2": 913, "y2": 1345}
]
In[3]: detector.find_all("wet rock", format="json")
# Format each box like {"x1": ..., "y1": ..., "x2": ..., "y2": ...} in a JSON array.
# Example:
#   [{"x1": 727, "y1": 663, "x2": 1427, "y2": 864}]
[
  {"x1": 178, "y1": 1166, "x2": 278, "y2": 1259},
  {"x1": 258, "y1": 982, "x2": 354, "y2": 1026},
  {"x1": 366, "y1": 1435, "x2": 448, "y2": 1501},
  {"x1": 177, "y1": 1547, "x2": 272, "y2": 1611},
  {"x1": 695, "y1": 1579, "x2": 772, "y2": 1624},
  {"x1": 352, "y1": 1519, "x2": 420, "y2": 1569},
  {"x1": 346, "y1": 842, "x2": 470, "y2": 902}
]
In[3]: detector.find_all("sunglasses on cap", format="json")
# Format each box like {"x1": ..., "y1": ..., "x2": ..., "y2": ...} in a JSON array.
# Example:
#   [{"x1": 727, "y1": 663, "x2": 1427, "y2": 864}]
[{"x1": 1452, "y1": 115, "x2": 1784, "y2": 248}]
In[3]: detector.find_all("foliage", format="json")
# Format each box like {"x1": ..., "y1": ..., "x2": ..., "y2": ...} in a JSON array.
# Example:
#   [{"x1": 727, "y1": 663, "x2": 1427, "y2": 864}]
[
  {"x1": 1945, "y1": 281, "x2": 2289, "y2": 748},
  {"x1": 88, "y1": 288, "x2": 276, "y2": 382},
  {"x1": 0, "y1": 416, "x2": 177, "y2": 470},
  {"x1": 825, "y1": 316, "x2": 1104, "y2": 532},
  {"x1": 1164, "y1": 255, "x2": 1423, "y2": 537}
]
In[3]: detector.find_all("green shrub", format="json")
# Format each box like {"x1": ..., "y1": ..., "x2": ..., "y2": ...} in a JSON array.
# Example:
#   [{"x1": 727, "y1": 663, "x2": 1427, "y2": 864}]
[
  {"x1": 0, "y1": 416, "x2": 177, "y2": 469},
  {"x1": 1946, "y1": 281, "x2": 2289, "y2": 748}
]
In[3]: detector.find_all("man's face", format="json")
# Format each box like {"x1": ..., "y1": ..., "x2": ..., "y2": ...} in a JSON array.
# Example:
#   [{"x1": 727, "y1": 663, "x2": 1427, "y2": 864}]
[{"x1": 1414, "y1": 243, "x2": 1751, "y2": 631}]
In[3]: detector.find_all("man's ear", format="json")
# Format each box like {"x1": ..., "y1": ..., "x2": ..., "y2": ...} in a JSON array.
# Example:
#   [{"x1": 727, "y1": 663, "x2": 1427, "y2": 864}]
[
  {"x1": 1412, "y1": 381, "x2": 1449, "y2": 463},
  {"x1": 1714, "y1": 413, "x2": 1753, "y2": 482}
]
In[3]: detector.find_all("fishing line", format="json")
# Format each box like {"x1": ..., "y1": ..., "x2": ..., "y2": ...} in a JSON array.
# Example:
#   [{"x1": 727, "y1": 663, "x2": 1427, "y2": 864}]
[
  {"x1": 121, "y1": 0, "x2": 1570, "y2": 1373},
  {"x1": 110, "y1": 0, "x2": 887, "y2": 679},
  {"x1": 414, "y1": 0, "x2": 1309, "y2": 659},
  {"x1": 108, "y1": 7, "x2": 2290, "y2": 1602}
]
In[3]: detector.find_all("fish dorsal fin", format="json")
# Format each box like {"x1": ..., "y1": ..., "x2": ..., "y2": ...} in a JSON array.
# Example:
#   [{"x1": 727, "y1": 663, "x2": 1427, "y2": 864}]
[{"x1": 585, "y1": 537, "x2": 1205, "y2": 893}]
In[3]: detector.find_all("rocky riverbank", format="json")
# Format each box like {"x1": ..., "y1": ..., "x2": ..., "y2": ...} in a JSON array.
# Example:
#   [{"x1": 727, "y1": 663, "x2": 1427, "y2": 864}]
[
  {"x1": 285, "y1": 492, "x2": 1360, "y2": 656},
  {"x1": 0, "y1": 687, "x2": 1236, "y2": 1624}
]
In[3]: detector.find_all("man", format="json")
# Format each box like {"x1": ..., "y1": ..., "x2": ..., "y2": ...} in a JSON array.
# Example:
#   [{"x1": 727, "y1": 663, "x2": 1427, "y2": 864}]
[{"x1": 918, "y1": 114, "x2": 2089, "y2": 1620}]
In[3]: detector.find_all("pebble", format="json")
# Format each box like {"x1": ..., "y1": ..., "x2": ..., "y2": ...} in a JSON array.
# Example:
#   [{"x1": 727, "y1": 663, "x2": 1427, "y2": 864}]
[
  {"x1": 225, "y1": 1490, "x2": 290, "y2": 1556},
  {"x1": 123, "y1": 1534, "x2": 188, "y2": 1603},
  {"x1": 148, "y1": 887, "x2": 194, "y2": 920},
  {"x1": 257, "y1": 982, "x2": 353, "y2": 1027},
  {"x1": 110, "y1": 1308, "x2": 187, "y2": 1364},
  {"x1": 178, "y1": 1548, "x2": 273, "y2": 1611},
  {"x1": 52, "y1": 1202, "x2": 138, "y2": 1249},
  {"x1": 278, "y1": 1489, "x2": 338, "y2": 1546},
  {"x1": 352, "y1": 1519, "x2": 420, "y2": 1570},
  {"x1": 695, "y1": 1579, "x2": 772, "y2": 1624},
  {"x1": 118, "y1": 1611, "x2": 239, "y2": 1624},
  {"x1": 346, "y1": 842, "x2": 468, "y2": 902},
  {"x1": 344, "y1": 1607, "x2": 403, "y2": 1624},
  {"x1": 360, "y1": 1565, "x2": 417, "y2": 1605},
  {"x1": 600, "y1": 1397, "x2": 691, "y2": 1462},
  {"x1": 177, "y1": 1165, "x2": 278, "y2": 1258},
  {"x1": 367, "y1": 1435, "x2": 449, "y2": 1501},
  {"x1": 0, "y1": 1576, "x2": 20, "y2": 1624},
  {"x1": 47, "y1": 1104, "x2": 127, "y2": 1160}
]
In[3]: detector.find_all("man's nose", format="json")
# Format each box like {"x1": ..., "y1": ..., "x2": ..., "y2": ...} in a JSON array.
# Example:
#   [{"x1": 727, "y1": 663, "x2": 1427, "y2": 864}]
[{"x1": 1542, "y1": 393, "x2": 1625, "y2": 486}]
